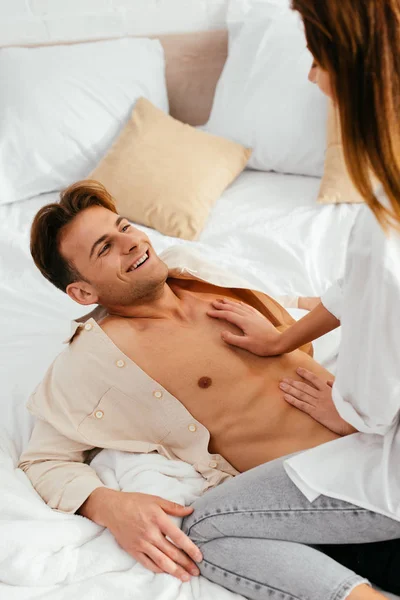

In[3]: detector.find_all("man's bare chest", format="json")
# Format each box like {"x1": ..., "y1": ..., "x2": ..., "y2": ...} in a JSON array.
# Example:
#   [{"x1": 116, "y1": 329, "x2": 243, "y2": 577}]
[
  {"x1": 100, "y1": 286, "x2": 274, "y2": 425},
  {"x1": 118, "y1": 298, "x2": 263, "y2": 394}
]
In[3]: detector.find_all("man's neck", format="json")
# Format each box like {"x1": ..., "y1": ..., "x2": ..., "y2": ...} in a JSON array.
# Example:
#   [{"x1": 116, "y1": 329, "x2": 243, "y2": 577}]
[{"x1": 104, "y1": 282, "x2": 192, "y2": 322}]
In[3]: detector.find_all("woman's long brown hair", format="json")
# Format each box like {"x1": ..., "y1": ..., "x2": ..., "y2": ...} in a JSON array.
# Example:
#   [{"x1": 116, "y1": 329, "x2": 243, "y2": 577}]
[{"x1": 292, "y1": 0, "x2": 400, "y2": 230}]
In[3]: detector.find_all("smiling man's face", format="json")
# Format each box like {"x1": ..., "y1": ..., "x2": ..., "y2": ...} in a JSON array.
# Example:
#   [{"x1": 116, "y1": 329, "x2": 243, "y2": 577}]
[{"x1": 59, "y1": 205, "x2": 169, "y2": 308}]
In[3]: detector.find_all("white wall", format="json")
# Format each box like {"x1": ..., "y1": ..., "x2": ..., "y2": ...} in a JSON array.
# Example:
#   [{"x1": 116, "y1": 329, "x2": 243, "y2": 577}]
[{"x1": 0, "y1": 0, "x2": 230, "y2": 46}]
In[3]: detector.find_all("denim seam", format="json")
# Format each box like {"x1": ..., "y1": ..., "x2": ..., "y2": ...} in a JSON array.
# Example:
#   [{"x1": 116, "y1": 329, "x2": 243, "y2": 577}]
[
  {"x1": 201, "y1": 556, "x2": 303, "y2": 600},
  {"x1": 186, "y1": 508, "x2": 369, "y2": 536},
  {"x1": 329, "y1": 575, "x2": 369, "y2": 600}
]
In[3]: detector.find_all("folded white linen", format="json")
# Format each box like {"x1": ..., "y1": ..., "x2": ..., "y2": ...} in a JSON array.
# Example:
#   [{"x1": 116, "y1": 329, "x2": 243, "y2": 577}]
[
  {"x1": 1, "y1": 433, "x2": 399, "y2": 600},
  {"x1": 0, "y1": 430, "x2": 244, "y2": 599}
]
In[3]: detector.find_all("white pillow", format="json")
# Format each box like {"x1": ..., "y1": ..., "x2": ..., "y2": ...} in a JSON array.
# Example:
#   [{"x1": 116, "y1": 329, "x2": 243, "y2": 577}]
[
  {"x1": 0, "y1": 38, "x2": 168, "y2": 205},
  {"x1": 205, "y1": 0, "x2": 328, "y2": 177}
]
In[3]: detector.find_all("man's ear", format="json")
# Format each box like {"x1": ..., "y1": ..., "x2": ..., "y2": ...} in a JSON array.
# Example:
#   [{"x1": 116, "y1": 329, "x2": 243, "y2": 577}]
[{"x1": 66, "y1": 281, "x2": 99, "y2": 306}]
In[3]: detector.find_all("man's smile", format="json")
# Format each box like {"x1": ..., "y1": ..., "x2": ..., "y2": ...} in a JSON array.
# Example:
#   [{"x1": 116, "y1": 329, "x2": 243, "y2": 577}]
[{"x1": 127, "y1": 250, "x2": 150, "y2": 273}]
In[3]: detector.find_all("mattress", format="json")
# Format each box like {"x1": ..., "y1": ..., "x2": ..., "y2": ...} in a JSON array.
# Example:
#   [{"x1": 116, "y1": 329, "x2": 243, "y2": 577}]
[{"x1": 2, "y1": 171, "x2": 397, "y2": 600}]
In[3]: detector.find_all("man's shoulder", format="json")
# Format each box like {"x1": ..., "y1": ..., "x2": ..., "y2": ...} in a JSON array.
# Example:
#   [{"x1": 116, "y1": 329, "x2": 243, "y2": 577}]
[
  {"x1": 96, "y1": 314, "x2": 124, "y2": 334},
  {"x1": 92, "y1": 314, "x2": 119, "y2": 347},
  {"x1": 28, "y1": 328, "x2": 108, "y2": 416}
]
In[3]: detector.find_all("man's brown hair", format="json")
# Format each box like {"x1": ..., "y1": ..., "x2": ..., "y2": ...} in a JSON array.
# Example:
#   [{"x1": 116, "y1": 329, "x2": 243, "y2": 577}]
[{"x1": 30, "y1": 180, "x2": 117, "y2": 292}]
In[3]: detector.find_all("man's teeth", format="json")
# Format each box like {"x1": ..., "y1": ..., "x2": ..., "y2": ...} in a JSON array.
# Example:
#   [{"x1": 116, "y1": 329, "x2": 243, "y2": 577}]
[{"x1": 129, "y1": 252, "x2": 149, "y2": 271}]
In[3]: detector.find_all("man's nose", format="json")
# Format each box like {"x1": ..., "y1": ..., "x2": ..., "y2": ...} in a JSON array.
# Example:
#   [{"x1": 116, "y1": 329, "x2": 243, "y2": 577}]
[{"x1": 121, "y1": 234, "x2": 139, "y2": 254}]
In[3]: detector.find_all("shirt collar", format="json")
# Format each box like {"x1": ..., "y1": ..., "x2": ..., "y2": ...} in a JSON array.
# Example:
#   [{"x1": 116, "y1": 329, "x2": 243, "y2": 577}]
[{"x1": 64, "y1": 245, "x2": 251, "y2": 344}]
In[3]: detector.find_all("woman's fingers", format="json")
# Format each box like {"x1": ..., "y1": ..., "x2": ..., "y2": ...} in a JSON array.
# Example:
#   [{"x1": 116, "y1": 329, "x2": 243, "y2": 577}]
[
  {"x1": 211, "y1": 299, "x2": 248, "y2": 315},
  {"x1": 296, "y1": 367, "x2": 325, "y2": 390},
  {"x1": 212, "y1": 298, "x2": 261, "y2": 317},
  {"x1": 207, "y1": 308, "x2": 246, "y2": 331},
  {"x1": 283, "y1": 393, "x2": 316, "y2": 415},
  {"x1": 221, "y1": 330, "x2": 250, "y2": 349},
  {"x1": 280, "y1": 378, "x2": 319, "y2": 399}
]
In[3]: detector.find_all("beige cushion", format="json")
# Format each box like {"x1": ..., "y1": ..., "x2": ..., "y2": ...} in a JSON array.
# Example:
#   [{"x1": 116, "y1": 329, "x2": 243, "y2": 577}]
[
  {"x1": 317, "y1": 102, "x2": 365, "y2": 204},
  {"x1": 90, "y1": 97, "x2": 252, "y2": 240}
]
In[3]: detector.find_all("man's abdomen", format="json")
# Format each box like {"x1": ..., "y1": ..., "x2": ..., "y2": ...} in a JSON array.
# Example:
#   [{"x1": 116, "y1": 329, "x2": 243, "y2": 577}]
[{"x1": 207, "y1": 349, "x2": 340, "y2": 473}]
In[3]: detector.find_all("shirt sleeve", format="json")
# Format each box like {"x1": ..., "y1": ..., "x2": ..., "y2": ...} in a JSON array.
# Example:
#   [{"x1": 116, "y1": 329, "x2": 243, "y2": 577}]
[
  {"x1": 18, "y1": 417, "x2": 105, "y2": 514},
  {"x1": 331, "y1": 246, "x2": 400, "y2": 435},
  {"x1": 320, "y1": 278, "x2": 344, "y2": 320}
]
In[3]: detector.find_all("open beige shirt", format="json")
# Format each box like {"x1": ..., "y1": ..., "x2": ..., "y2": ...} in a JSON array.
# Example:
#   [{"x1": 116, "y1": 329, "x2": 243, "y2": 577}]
[{"x1": 19, "y1": 246, "x2": 299, "y2": 514}]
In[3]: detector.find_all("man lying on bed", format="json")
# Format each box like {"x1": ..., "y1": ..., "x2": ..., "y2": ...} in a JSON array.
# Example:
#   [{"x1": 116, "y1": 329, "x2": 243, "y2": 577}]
[{"x1": 19, "y1": 180, "x2": 347, "y2": 582}]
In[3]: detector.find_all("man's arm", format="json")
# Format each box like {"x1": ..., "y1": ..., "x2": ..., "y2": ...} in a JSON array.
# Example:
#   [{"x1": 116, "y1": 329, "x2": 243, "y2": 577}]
[
  {"x1": 19, "y1": 417, "x2": 202, "y2": 580},
  {"x1": 19, "y1": 417, "x2": 105, "y2": 513}
]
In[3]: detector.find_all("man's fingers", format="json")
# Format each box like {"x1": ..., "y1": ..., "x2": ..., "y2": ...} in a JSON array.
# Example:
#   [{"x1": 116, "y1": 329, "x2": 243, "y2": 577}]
[
  {"x1": 283, "y1": 394, "x2": 315, "y2": 415},
  {"x1": 155, "y1": 535, "x2": 200, "y2": 576},
  {"x1": 158, "y1": 498, "x2": 194, "y2": 517},
  {"x1": 296, "y1": 367, "x2": 325, "y2": 390},
  {"x1": 281, "y1": 378, "x2": 319, "y2": 399},
  {"x1": 327, "y1": 380, "x2": 334, "y2": 388},
  {"x1": 161, "y1": 516, "x2": 203, "y2": 563},
  {"x1": 135, "y1": 552, "x2": 164, "y2": 574},
  {"x1": 207, "y1": 309, "x2": 246, "y2": 330},
  {"x1": 145, "y1": 544, "x2": 190, "y2": 581}
]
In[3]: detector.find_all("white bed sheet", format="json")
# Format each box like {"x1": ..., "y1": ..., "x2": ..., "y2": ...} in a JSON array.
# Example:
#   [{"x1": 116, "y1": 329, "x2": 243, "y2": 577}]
[{"x1": 2, "y1": 171, "x2": 397, "y2": 600}]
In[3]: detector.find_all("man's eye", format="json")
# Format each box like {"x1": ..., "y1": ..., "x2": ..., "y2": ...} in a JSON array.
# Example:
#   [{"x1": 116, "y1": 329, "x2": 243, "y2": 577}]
[
  {"x1": 99, "y1": 243, "x2": 110, "y2": 256},
  {"x1": 122, "y1": 224, "x2": 131, "y2": 232}
]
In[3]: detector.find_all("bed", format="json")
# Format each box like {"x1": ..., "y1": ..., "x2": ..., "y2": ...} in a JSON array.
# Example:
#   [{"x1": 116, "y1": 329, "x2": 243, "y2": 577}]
[
  {"x1": 0, "y1": 6, "x2": 398, "y2": 600},
  {"x1": 0, "y1": 170, "x2": 364, "y2": 599}
]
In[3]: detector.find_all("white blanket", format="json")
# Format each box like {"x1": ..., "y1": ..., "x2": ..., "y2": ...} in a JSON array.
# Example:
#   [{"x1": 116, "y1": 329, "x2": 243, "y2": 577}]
[
  {"x1": 2, "y1": 432, "x2": 398, "y2": 600},
  {"x1": 0, "y1": 431, "x2": 244, "y2": 600}
]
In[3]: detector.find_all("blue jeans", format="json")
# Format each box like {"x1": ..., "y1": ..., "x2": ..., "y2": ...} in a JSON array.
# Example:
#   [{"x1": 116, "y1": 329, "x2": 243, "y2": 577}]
[{"x1": 183, "y1": 456, "x2": 400, "y2": 600}]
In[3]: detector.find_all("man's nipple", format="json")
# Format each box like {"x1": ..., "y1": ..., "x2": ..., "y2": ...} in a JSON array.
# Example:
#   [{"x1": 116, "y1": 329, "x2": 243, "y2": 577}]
[{"x1": 198, "y1": 376, "x2": 212, "y2": 389}]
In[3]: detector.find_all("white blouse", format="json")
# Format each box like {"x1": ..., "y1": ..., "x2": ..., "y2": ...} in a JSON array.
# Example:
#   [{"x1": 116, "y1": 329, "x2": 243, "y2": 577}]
[{"x1": 285, "y1": 188, "x2": 400, "y2": 520}]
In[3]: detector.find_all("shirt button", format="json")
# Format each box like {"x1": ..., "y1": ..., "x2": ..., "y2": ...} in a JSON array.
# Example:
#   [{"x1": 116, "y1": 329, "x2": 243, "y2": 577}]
[
  {"x1": 116, "y1": 359, "x2": 125, "y2": 368},
  {"x1": 209, "y1": 461, "x2": 218, "y2": 469},
  {"x1": 94, "y1": 410, "x2": 104, "y2": 419},
  {"x1": 188, "y1": 424, "x2": 197, "y2": 433},
  {"x1": 84, "y1": 323, "x2": 93, "y2": 331},
  {"x1": 153, "y1": 390, "x2": 163, "y2": 399}
]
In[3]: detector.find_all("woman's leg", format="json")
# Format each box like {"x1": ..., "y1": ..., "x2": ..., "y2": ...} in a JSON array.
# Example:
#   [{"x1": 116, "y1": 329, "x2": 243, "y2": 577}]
[
  {"x1": 192, "y1": 536, "x2": 370, "y2": 600},
  {"x1": 320, "y1": 539, "x2": 400, "y2": 596},
  {"x1": 183, "y1": 456, "x2": 400, "y2": 600}
]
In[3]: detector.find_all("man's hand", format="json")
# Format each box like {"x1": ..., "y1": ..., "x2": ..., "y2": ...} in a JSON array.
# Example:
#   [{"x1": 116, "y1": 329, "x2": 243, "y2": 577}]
[
  {"x1": 207, "y1": 298, "x2": 283, "y2": 356},
  {"x1": 279, "y1": 367, "x2": 357, "y2": 436},
  {"x1": 79, "y1": 488, "x2": 202, "y2": 581}
]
